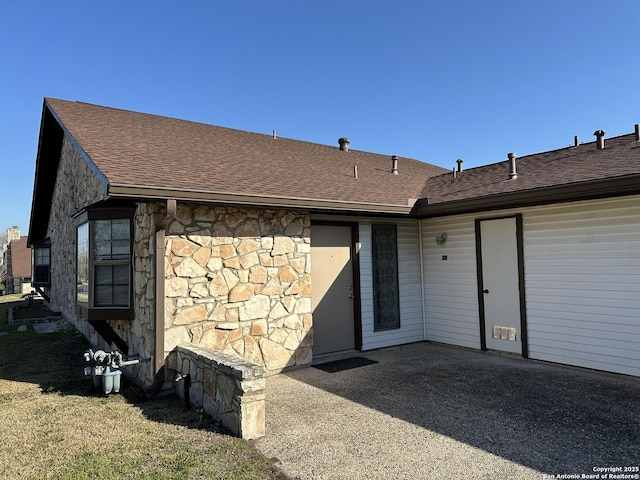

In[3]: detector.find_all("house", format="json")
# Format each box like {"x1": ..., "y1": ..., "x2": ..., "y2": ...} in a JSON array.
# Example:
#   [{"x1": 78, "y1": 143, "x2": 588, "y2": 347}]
[
  {"x1": 28, "y1": 98, "x2": 640, "y2": 394},
  {"x1": 4, "y1": 236, "x2": 33, "y2": 295}
]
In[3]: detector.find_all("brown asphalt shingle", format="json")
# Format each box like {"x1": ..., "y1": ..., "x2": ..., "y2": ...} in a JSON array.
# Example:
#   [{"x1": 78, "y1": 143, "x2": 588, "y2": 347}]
[
  {"x1": 43, "y1": 98, "x2": 639, "y2": 215},
  {"x1": 45, "y1": 98, "x2": 448, "y2": 208},
  {"x1": 421, "y1": 133, "x2": 640, "y2": 205}
]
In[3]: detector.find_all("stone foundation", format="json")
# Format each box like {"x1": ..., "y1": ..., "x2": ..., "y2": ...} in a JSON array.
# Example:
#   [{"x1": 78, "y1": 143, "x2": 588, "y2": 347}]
[{"x1": 171, "y1": 343, "x2": 266, "y2": 439}]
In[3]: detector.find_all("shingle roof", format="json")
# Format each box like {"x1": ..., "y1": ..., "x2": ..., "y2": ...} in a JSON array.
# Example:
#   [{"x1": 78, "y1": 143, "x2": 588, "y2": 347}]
[
  {"x1": 44, "y1": 98, "x2": 447, "y2": 212},
  {"x1": 31, "y1": 98, "x2": 640, "y2": 238},
  {"x1": 415, "y1": 132, "x2": 640, "y2": 216}
]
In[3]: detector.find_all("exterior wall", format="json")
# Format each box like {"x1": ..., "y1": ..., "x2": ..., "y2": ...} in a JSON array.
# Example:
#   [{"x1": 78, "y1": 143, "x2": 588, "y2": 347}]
[
  {"x1": 311, "y1": 215, "x2": 426, "y2": 351},
  {"x1": 421, "y1": 195, "x2": 640, "y2": 377},
  {"x1": 20, "y1": 281, "x2": 33, "y2": 294},
  {"x1": 421, "y1": 215, "x2": 481, "y2": 349},
  {"x1": 47, "y1": 137, "x2": 105, "y2": 331},
  {"x1": 125, "y1": 202, "x2": 157, "y2": 384},
  {"x1": 46, "y1": 137, "x2": 155, "y2": 385},
  {"x1": 523, "y1": 196, "x2": 640, "y2": 376},
  {"x1": 163, "y1": 204, "x2": 312, "y2": 373},
  {"x1": 359, "y1": 219, "x2": 426, "y2": 350}
]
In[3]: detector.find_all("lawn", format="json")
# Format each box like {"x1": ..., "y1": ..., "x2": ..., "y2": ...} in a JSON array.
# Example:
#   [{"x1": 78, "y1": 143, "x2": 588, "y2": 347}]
[{"x1": 0, "y1": 295, "x2": 286, "y2": 480}]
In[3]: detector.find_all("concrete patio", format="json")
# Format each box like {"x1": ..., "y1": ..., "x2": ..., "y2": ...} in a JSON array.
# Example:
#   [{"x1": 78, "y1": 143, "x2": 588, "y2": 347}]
[{"x1": 255, "y1": 342, "x2": 640, "y2": 480}]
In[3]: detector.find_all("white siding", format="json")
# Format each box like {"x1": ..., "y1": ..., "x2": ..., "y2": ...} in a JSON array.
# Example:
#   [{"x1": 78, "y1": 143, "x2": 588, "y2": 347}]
[
  {"x1": 314, "y1": 195, "x2": 640, "y2": 376},
  {"x1": 360, "y1": 220, "x2": 425, "y2": 350},
  {"x1": 420, "y1": 195, "x2": 640, "y2": 377},
  {"x1": 311, "y1": 215, "x2": 426, "y2": 351},
  {"x1": 523, "y1": 196, "x2": 640, "y2": 376},
  {"x1": 421, "y1": 216, "x2": 480, "y2": 349}
]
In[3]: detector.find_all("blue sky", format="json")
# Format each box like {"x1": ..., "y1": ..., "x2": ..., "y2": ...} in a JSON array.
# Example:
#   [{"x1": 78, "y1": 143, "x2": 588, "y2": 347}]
[{"x1": 1, "y1": 1, "x2": 639, "y2": 237}]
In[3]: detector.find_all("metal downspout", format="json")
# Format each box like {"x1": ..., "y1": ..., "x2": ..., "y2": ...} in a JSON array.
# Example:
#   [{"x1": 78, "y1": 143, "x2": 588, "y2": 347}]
[
  {"x1": 418, "y1": 219, "x2": 427, "y2": 341},
  {"x1": 148, "y1": 199, "x2": 176, "y2": 395}
]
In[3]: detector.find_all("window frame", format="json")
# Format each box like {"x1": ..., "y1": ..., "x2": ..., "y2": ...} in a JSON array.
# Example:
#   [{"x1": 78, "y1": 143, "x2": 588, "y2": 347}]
[
  {"x1": 32, "y1": 239, "x2": 51, "y2": 287},
  {"x1": 74, "y1": 206, "x2": 135, "y2": 321}
]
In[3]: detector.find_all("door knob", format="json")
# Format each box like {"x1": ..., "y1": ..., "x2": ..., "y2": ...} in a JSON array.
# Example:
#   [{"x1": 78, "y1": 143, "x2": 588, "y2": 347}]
[{"x1": 483, "y1": 289, "x2": 489, "y2": 294}]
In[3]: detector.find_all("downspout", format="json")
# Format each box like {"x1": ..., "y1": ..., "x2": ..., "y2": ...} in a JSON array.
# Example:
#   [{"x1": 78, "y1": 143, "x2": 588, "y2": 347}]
[
  {"x1": 146, "y1": 198, "x2": 176, "y2": 397},
  {"x1": 418, "y1": 219, "x2": 427, "y2": 341}
]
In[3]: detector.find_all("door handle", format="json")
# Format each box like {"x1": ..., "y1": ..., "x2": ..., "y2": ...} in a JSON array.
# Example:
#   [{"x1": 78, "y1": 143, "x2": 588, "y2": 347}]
[
  {"x1": 348, "y1": 294, "x2": 354, "y2": 299},
  {"x1": 483, "y1": 289, "x2": 490, "y2": 294}
]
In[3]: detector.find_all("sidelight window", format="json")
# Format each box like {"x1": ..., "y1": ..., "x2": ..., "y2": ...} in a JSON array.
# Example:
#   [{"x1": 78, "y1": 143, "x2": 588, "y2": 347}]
[{"x1": 371, "y1": 224, "x2": 400, "y2": 331}]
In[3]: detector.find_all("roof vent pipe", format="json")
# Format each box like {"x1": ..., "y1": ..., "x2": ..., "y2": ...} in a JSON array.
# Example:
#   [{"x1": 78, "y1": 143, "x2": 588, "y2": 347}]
[
  {"x1": 508, "y1": 152, "x2": 517, "y2": 179},
  {"x1": 391, "y1": 155, "x2": 399, "y2": 174},
  {"x1": 452, "y1": 168, "x2": 457, "y2": 179},
  {"x1": 338, "y1": 137, "x2": 350, "y2": 152},
  {"x1": 456, "y1": 158, "x2": 464, "y2": 173},
  {"x1": 574, "y1": 136, "x2": 579, "y2": 147},
  {"x1": 594, "y1": 130, "x2": 606, "y2": 150},
  {"x1": 635, "y1": 124, "x2": 640, "y2": 141}
]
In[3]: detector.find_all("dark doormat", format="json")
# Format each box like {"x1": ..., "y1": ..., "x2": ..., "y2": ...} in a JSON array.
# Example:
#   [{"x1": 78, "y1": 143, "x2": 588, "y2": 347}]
[{"x1": 313, "y1": 357, "x2": 378, "y2": 373}]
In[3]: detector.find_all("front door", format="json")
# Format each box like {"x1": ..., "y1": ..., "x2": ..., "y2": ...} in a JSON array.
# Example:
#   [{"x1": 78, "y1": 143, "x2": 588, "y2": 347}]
[
  {"x1": 477, "y1": 216, "x2": 526, "y2": 355},
  {"x1": 311, "y1": 224, "x2": 357, "y2": 355}
]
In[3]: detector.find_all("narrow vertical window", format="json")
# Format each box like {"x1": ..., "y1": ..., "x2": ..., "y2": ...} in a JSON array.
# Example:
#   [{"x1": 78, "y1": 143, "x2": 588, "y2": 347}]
[
  {"x1": 77, "y1": 223, "x2": 89, "y2": 305},
  {"x1": 372, "y1": 224, "x2": 400, "y2": 331},
  {"x1": 32, "y1": 241, "x2": 51, "y2": 286}
]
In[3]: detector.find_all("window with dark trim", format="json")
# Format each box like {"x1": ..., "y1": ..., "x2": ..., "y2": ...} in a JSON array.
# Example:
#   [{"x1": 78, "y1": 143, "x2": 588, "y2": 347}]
[
  {"x1": 372, "y1": 223, "x2": 400, "y2": 331},
  {"x1": 75, "y1": 206, "x2": 134, "y2": 321},
  {"x1": 32, "y1": 240, "x2": 51, "y2": 286}
]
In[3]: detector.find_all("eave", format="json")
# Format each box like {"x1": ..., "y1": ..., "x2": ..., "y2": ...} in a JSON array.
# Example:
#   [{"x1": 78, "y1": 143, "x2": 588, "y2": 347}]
[
  {"x1": 413, "y1": 174, "x2": 640, "y2": 218},
  {"x1": 108, "y1": 183, "x2": 417, "y2": 215}
]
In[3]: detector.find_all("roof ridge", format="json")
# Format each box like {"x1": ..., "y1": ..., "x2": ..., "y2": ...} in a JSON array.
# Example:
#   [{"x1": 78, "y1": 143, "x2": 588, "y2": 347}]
[
  {"x1": 429, "y1": 130, "x2": 639, "y2": 179},
  {"x1": 44, "y1": 97, "x2": 438, "y2": 164}
]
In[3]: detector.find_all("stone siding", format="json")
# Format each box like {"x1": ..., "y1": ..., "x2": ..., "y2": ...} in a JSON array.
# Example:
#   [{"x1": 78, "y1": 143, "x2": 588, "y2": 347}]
[
  {"x1": 171, "y1": 344, "x2": 266, "y2": 439},
  {"x1": 47, "y1": 137, "x2": 105, "y2": 342},
  {"x1": 46, "y1": 136, "x2": 156, "y2": 386},
  {"x1": 123, "y1": 202, "x2": 157, "y2": 384},
  {"x1": 164, "y1": 205, "x2": 313, "y2": 372}
]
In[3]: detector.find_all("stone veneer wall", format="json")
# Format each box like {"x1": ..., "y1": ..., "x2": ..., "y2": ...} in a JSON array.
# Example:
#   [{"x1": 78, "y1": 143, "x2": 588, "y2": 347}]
[
  {"x1": 163, "y1": 204, "x2": 313, "y2": 372},
  {"x1": 124, "y1": 202, "x2": 157, "y2": 384},
  {"x1": 46, "y1": 136, "x2": 156, "y2": 386},
  {"x1": 47, "y1": 137, "x2": 105, "y2": 340},
  {"x1": 171, "y1": 344, "x2": 266, "y2": 439}
]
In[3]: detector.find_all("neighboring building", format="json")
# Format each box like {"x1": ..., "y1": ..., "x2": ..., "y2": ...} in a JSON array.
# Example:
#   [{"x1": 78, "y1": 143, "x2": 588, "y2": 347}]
[
  {"x1": 4, "y1": 236, "x2": 33, "y2": 294},
  {"x1": 0, "y1": 226, "x2": 22, "y2": 293},
  {"x1": 6, "y1": 227, "x2": 21, "y2": 243},
  {"x1": 28, "y1": 98, "x2": 640, "y2": 392}
]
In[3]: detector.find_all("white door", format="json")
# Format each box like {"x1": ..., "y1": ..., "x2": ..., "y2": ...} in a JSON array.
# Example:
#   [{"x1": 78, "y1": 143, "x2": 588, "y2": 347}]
[
  {"x1": 479, "y1": 217, "x2": 523, "y2": 355},
  {"x1": 311, "y1": 224, "x2": 356, "y2": 355}
]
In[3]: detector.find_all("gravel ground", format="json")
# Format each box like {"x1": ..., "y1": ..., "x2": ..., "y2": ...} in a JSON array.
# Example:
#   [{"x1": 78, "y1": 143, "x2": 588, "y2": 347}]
[{"x1": 255, "y1": 342, "x2": 640, "y2": 480}]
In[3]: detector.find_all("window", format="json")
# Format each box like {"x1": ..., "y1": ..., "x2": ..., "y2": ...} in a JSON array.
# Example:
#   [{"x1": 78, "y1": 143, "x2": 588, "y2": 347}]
[
  {"x1": 75, "y1": 206, "x2": 134, "y2": 320},
  {"x1": 372, "y1": 224, "x2": 400, "y2": 331},
  {"x1": 32, "y1": 240, "x2": 51, "y2": 286},
  {"x1": 77, "y1": 223, "x2": 90, "y2": 305}
]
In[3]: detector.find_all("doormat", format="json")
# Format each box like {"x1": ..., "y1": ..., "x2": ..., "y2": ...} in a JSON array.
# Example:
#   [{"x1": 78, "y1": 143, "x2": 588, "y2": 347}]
[{"x1": 313, "y1": 357, "x2": 378, "y2": 373}]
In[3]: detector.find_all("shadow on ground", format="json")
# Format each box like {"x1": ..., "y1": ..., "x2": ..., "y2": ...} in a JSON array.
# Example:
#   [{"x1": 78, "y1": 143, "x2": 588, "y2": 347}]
[
  {"x1": 279, "y1": 342, "x2": 640, "y2": 475},
  {"x1": 0, "y1": 301, "x2": 230, "y2": 436}
]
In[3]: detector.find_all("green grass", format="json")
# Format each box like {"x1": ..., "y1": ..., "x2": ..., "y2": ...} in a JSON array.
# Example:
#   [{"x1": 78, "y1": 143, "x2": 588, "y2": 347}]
[
  {"x1": 0, "y1": 295, "x2": 286, "y2": 480},
  {"x1": 12, "y1": 297, "x2": 58, "y2": 320}
]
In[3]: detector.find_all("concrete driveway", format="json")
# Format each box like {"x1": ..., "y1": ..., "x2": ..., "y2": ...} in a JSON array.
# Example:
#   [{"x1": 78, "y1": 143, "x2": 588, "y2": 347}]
[{"x1": 255, "y1": 342, "x2": 640, "y2": 480}]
